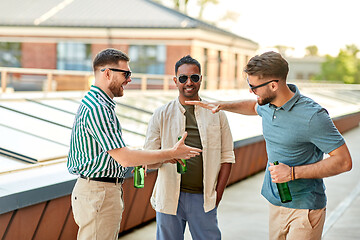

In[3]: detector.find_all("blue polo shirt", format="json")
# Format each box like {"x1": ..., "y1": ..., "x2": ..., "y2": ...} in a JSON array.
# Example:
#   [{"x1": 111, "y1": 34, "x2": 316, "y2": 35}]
[{"x1": 257, "y1": 84, "x2": 345, "y2": 209}]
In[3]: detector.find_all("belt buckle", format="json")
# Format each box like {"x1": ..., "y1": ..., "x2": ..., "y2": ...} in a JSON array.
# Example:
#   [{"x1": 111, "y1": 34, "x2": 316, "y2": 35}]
[{"x1": 117, "y1": 178, "x2": 124, "y2": 184}]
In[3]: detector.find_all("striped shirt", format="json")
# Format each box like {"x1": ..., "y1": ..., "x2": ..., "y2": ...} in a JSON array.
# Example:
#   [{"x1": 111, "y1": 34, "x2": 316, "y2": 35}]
[{"x1": 67, "y1": 85, "x2": 127, "y2": 178}]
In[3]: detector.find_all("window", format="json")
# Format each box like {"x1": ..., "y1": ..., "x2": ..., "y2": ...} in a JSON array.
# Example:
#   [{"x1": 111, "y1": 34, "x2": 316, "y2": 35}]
[
  {"x1": 129, "y1": 45, "x2": 166, "y2": 74},
  {"x1": 57, "y1": 42, "x2": 92, "y2": 71},
  {"x1": 0, "y1": 42, "x2": 21, "y2": 67}
]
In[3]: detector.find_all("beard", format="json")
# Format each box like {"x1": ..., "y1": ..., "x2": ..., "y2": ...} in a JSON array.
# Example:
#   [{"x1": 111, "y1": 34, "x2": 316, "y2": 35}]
[
  {"x1": 109, "y1": 79, "x2": 123, "y2": 97},
  {"x1": 257, "y1": 93, "x2": 276, "y2": 106}
]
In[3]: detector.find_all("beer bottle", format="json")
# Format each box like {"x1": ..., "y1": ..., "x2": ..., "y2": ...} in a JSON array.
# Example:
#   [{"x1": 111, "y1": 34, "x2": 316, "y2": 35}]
[
  {"x1": 273, "y1": 161, "x2": 292, "y2": 203},
  {"x1": 177, "y1": 136, "x2": 187, "y2": 174},
  {"x1": 133, "y1": 166, "x2": 144, "y2": 188}
]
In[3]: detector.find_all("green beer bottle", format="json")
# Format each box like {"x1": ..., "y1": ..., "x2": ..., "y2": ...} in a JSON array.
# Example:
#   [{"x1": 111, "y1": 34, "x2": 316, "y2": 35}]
[
  {"x1": 133, "y1": 166, "x2": 144, "y2": 188},
  {"x1": 273, "y1": 161, "x2": 292, "y2": 203},
  {"x1": 177, "y1": 136, "x2": 187, "y2": 174}
]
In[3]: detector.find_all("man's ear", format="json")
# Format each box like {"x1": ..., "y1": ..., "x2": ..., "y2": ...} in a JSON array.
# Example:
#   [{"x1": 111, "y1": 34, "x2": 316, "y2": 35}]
[
  {"x1": 106, "y1": 69, "x2": 111, "y2": 80},
  {"x1": 173, "y1": 76, "x2": 177, "y2": 85},
  {"x1": 271, "y1": 81, "x2": 279, "y2": 91}
]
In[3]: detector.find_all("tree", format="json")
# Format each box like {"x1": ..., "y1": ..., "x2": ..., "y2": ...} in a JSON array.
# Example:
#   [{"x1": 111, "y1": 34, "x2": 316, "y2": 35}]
[
  {"x1": 197, "y1": 0, "x2": 219, "y2": 19},
  {"x1": 157, "y1": 0, "x2": 219, "y2": 20},
  {"x1": 273, "y1": 45, "x2": 294, "y2": 57},
  {"x1": 173, "y1": 0, "x2": 180, "y2": 10},
  {"x1": 314, "y1": 44, "x2": 360, "y2": 84},
  {"x1": 305, "y1": 45, "x2": 318, "y2": 56}
]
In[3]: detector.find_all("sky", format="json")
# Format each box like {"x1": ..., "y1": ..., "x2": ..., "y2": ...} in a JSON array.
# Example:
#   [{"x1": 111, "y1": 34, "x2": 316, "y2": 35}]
[{"x1": 186, "y1": 0, "x2": 360, "y2": 57}]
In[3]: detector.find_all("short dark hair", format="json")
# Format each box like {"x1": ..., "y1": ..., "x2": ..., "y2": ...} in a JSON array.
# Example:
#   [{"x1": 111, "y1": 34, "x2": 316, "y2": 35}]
[
  {"x1": 93, "y1": 48, "x2": 130, "y2": 72},
  {"x1": 244, "y1": 51, "x2": 289, "y2": 81},
  {"x1": 175, "y1": 55, "x2": 201, "y2": 75}
]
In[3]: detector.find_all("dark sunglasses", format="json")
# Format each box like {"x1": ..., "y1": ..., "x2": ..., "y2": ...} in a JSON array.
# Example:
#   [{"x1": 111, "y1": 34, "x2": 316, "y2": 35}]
[
  {"x1": 247, "y1": 78, "x2": 279, "y2": 91},
  {"x1": 177, "y1": 74, "x2": 201, "y2": 84},
  {"x1": 101, "y1": 68, "x2": 132, "y2": 79}
]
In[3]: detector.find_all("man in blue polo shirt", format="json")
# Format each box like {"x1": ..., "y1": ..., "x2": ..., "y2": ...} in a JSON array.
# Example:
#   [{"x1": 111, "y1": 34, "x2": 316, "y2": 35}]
[{"x1": 186, "y1": 51, "x2": 352, "y2": 239}]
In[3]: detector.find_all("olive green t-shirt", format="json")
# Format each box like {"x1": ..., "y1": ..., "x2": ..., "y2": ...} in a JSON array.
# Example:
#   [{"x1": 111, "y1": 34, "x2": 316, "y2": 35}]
[{"x1": 180, "y1": 104, "x2": 203, "y2": 193}]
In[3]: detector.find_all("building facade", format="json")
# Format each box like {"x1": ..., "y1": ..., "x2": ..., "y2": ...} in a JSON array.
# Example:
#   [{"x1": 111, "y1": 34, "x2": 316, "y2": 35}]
[
  {"x1": 0, "y1": 0, "x2": 258, "y2": 90},
  {"x1": 286, "y1": 56, "x2": 325, "y2": 81}
]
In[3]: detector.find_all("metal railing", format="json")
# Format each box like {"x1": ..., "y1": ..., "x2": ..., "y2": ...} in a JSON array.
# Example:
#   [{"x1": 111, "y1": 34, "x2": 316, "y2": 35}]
[
  {"x1": 0, "y1": 67, "x2": 175, "y2": 93},
  {"x1": 3, "y1": 67, "x2": 359, "y2": 94}
]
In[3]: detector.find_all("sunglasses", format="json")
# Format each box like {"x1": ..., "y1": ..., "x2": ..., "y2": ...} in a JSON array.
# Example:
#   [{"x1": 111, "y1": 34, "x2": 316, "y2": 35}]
[
  {"x1": 177, "y1": 74, "x2": 201, "y2": 84},
  {"x1": 101, "y1": 68, "x2": 132, "y2": 79},
  {"x1": 247, "y1": 78, "x2": 279, "y2": 91}
]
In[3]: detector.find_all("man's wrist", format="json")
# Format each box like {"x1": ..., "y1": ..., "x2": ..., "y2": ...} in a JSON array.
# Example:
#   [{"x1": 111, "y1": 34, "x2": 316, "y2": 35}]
[{"x1": 291, "y1": 166, "x2": 296, "y2": 181}]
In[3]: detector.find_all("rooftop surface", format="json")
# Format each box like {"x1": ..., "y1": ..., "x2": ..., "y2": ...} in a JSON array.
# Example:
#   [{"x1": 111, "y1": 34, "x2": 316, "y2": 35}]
[
  {"x1": 118, "y1": 124, "x2": 360, "y2": 240},
  {"x1": 1, "y1": 82, "x2": 360, "y2": 228}
]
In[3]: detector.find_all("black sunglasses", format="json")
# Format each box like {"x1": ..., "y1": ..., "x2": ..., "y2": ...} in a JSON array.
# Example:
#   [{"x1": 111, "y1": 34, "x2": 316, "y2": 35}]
[
  {"x1": 101, "y1": 68, "x2": 132, "y2": 79},
  {"x1": 247, "y1": 78, "x2": 279, "y2": 91},
  {"x1": 177, "y1": 74, "x2": 201, "y2": 84}
]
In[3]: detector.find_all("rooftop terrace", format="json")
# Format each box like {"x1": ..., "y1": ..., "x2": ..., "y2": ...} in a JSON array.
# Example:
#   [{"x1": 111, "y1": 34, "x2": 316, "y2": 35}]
[{"x1": 0, "y1": 82, "x2": 359, "y2": 239}]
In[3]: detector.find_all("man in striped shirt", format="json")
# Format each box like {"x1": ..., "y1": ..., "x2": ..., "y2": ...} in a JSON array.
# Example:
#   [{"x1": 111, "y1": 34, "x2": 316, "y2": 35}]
[{"x1": 67, "y1": 48, "x2": 201, "y2": 240}]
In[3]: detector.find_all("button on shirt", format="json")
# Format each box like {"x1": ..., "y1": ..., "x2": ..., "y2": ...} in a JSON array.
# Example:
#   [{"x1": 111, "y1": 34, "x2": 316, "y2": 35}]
[
  {"x1": 257, "y1": 84, "x2": 345, "y2": 209},
  {"x1": 144, "y1": 98, "x2": 235, "y2": 215},
  {"x1": 67, "y1": 85, "x2": 127, "y2": 178}
]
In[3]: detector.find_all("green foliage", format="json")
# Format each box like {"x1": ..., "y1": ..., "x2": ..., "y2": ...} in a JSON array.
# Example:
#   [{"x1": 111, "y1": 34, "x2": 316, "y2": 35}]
[
  {"x1": 314, "y1": 44, "x2": 360, "y2": 84},
  {"x1": 305, "y1": 45, "x2": 318, "y2": 56}
]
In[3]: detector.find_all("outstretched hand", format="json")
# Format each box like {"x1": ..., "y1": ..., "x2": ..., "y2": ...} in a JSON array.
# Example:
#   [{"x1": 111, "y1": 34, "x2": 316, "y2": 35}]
[
  {"x1": 172, "y1": 132, "x2": 201, "y2": 161},
  {"x1": 185, "y1": 100, "x2": 220, "y2": 114}
]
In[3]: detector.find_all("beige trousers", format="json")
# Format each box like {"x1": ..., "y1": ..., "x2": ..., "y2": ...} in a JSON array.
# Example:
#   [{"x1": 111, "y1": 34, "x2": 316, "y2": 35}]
[
  {"x1": 71, "y1": 177, "x2": 124, "y2": 240},
  {"x1": 269, "y1": 204, "x2": 326, "y2": 240}
]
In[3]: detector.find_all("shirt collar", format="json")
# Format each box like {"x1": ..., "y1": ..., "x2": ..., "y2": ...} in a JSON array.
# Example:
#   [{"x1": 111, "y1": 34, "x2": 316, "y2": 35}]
[
  {"x1": 176, "y1": 97, "x2": 186, "y2": 114},
  {"x1": 176, "y1": 97, "x2": 201, "y2": 114},
  {"x1": 90, "y1": 85, "x2": 116, "y2": 109},
  {"x1": 271, "y1": 84, "x2": 300, "y2": 111}
]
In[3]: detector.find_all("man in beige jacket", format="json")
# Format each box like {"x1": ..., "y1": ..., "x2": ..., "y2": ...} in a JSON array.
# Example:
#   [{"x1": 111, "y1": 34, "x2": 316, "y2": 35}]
[{"x1": 144, "y1": 55, "x2": 235, "y2": 240}]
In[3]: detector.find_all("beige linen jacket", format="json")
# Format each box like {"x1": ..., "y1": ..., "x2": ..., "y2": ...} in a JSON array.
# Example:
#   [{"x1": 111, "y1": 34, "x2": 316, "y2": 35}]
[{"x1": 144, "y1": 98, "x2": 235, "y2": 215}]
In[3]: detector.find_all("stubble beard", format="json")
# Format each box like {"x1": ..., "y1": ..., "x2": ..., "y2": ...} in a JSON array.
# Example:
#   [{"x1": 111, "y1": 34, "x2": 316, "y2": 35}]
[
  {"x1": 109, "y1": 80, "x2": 123, "y2": 97},
  {"x1": 257, "y1": 94, "x2": 276, "y2": 106}
]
